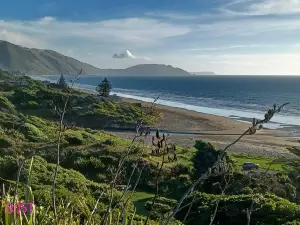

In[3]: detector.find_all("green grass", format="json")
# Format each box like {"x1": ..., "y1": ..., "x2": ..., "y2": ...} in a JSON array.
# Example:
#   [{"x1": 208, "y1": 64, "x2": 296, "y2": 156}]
[
  {"x1": 230, "y1": 153, "x2": 287, "y2": 171},
  {"x1": 130, "y1": 191, "x2": 153, "y2": 216}
]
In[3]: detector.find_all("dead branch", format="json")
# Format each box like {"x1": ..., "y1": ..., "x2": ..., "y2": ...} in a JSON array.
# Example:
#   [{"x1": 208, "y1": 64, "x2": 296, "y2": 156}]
[{"x1": 144, "y1": 130, "x2": 169, "y2": 225}]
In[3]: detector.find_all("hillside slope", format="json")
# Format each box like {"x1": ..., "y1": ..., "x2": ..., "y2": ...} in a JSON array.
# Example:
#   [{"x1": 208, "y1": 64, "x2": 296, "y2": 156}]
[{"x1": 0, "y1": 40, "x2": 102, "y2": 75}]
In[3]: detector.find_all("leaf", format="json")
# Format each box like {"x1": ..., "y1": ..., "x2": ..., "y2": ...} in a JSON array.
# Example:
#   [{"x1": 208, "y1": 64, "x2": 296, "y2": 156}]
[
  {"x1": 116, "y1": 210, "x2": 121, "y2": 224},
  {"x1": 128, "y1": 207, "x2": 136, "y2": 225},
  {"x1": 25, "y1": 157, "x2": 34, "y2": 202},
  {"x1": 122, "y1": 207, "x2": 128, "y2": 225}
]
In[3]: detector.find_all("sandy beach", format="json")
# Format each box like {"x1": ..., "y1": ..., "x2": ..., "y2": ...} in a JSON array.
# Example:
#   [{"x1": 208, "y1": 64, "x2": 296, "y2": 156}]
[
  {"x1": 113, "y1": 97, "x2": 300, "y2": 158},
  {"x1": 77, "y1": 88, "x2": 300, "y2": 158}
]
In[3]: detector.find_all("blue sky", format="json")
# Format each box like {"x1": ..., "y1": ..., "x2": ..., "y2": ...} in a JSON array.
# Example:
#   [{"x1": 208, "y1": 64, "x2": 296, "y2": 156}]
[{"x1": 0, "y1": 0, "x2": 299, "y2": 75}]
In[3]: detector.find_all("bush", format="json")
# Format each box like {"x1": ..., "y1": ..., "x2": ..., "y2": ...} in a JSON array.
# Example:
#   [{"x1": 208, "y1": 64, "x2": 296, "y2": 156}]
[
  {"x1": 103, "y1": 138, "x2": 115, "y2": 146},
  {"x1": 192, "y1": 140, "x2": 225, "y2": 179},
  {"x1": 20, "y1": 100, "x2": 39, "y2": 109},
  {"x1": 176, "y1": 193, "x2": 300, "y2": 225},
  {"x1": 241, "y1": 187, "x2": 253, "y2": 194},
  {"x1": 273, "y1": 187, "x2": 287, "y2": 198},
  {"x1": 0, "y1": 82, "x2": 14, "y2": 91},
  {"x1": 285, "y1": 183, "x2": 297, "y2": 200},
  {"x1": 284, "y1": 221, "x2": 300, "y2": 225},
  {"x1": 0, "y1": 155, "x2": 18, "y2": 178},
  {"x1": 0, "y1": 136, "x2": 13, "y2": 148},
  {"x1": 171, "y1": 163, "x2": 191, "y2": 176},
  {"x1": 21, "y1": 122, "x2": 48, "y2": 142},
  {"x1": 0, "y1": 94, "x2": 15, "y2": 113},
  {"x1": 66, "y1": 136, "x2": 84, "y2": 145}
]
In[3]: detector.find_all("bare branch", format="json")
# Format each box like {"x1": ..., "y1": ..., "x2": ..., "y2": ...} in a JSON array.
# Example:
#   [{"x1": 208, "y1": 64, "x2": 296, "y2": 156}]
[{"x1": 51, "y1": 70, "x2": 82, "y2": 219}]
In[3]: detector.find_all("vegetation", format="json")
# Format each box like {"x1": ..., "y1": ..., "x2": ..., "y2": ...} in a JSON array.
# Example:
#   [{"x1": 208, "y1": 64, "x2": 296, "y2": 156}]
[
  {"x1": 96, "y1": 77, "x2": 112, "y2": 97},
  {"x1": 231, "y1": 153, "x2": 286, "y2": 171},
  {"x1": 175, "y1": 193, "x2": 300, "y2": 225},
  {"x1": 0, "y1": 70, "x2": 299, "y2": 224},
  {"x1": 57, "y1": 74, "x2": 68, "y2": 89}
]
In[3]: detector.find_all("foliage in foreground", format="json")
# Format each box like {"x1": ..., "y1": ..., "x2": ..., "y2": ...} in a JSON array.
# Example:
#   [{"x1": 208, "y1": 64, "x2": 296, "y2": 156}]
[{"x1": 175, "y1": 193, "x2": 300, "y2": 225}]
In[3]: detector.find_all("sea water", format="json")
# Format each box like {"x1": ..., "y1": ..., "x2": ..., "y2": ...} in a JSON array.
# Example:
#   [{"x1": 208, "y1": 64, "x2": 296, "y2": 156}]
[{"x1": 33, "y1": 75, "x2": 300, "y2": 132}]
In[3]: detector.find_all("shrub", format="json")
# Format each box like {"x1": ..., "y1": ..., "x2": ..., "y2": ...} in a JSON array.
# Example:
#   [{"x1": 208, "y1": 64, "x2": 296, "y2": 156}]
[
  {"x1": 0, "y1": 94, "x2": 15, "y2": 113},
  {"x1": 66, "y1": 136, "x2": 84, "y2": 145},
  {"x1": 0, "y1": 155, "x2": 18, "y2": 178},
  {"x1": 21, "y1": 122, "x2": 48, "y2": 142},
  {"x1": 21, "y1": 100, "x2": 39, "y2": 109},
  {"x1": 192, "y1": 140, "x2": 225, "y2": 179},
  {"x1": 273, "y1": 187, "x2": 287, "y2": 198},
  {"x1": 0, "y1": 82, "x2": 14, "y2": 91},
  {"x1": 284, "y1": 221, "x2": 300, "y2": 225},
  {"x1": 103, "y1": 138, "x2": 115, "y2": 146},
  {"x1": 285, "y1": 183, "x2": 297, "y2": 200},
  {"x1": 241, "y1": 187, "x2": 253, "y2": 194},
  {"x1": 171, "y1": 163, "x2": 191, "y2": 176},
  {"x1": 176, "y1": 193, "x2": 300, "y2": 225},
  {"x1": 0, "y1": 136, "x2": 13, "y2": 148}
]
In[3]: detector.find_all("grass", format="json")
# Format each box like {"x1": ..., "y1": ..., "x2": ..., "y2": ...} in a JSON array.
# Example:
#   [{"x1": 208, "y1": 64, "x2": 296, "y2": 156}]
[
  {"x1": 230, "y1": 153, "x2": 287, "y2": 171},
  {"x1": 130, "y1": 191, "x2": 154, "y2": 216}
]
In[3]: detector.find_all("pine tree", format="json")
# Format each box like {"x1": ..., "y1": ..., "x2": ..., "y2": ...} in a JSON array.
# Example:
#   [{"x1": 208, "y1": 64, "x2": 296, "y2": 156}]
[
  {"x1": 57, "y1": 74, "x2": 68, "y2": 89},
  {"x1": 96, "y1": 77, "x2": 112, "y2": 97}
]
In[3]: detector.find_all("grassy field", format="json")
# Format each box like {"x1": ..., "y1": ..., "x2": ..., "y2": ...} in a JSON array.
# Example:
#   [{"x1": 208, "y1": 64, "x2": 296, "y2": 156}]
[
  {"x1": 130, "y1": 190, "x2": 154, "y2": 216},
  {"x1": 230, "y1": 153, "x2": 287, "y2": 171}
]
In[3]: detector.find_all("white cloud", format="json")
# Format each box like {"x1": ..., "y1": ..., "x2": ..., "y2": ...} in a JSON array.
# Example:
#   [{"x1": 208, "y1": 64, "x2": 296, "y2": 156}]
[
  {"x1": 196, "y1": 17, "x2": 300, "y2": 37},
  {"x1": 0, "y1": 8, "x2": 299, "y2": 75},
  {"x1": 208, "y1": 53, "x2": 300, "y2": 75},
  {"x1": 184, "y1": 44, "x2": 264, "y2": 51},
  {"x1": 0, "y1": 28, "x2": 45, "y2": 48},
  {"x1": 113, "y1": 50, "x2": 136, "y2": 59},
  {"x1": 112, "y1": 50, "x2": 151, "y2": 61},
  {"x1": 0, "y1": 17, "x2": 191, "y2": 48},
  {"x1": 39, "y1": 16, "x2": 56, "y2": 25},
  {"x1": 222, "y1": 0, "x2": 300, "y2": 16},
  {"x1": 145, "y1": 12, "x2": 199, "y2": 20}
]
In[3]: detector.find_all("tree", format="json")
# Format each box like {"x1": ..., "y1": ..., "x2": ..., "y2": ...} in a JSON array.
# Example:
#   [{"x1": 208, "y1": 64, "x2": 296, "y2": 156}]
[
  {"x1": 96, "y1": 77, "x2": 112, "y2": 97},
  {"x1": 192, "y1": 140, "x2": 225, "y2": 179},
  {"x1": 57, "y1": 74, "x2": 68, "y2": 89}
]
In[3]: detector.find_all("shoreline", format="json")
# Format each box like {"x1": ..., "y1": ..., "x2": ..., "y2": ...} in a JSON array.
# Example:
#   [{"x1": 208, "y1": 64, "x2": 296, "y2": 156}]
[
  {"x1": 117, "y1": 96, "x2": 300, "y2": 158},
  {"x1": 120, "y1": 96, "x2": 290, "y2": 135},
  {"x1": 33, "y1": 75, "x2": 300, "y2": 131},
  {"x1": 33, "y1": 77, "x2": 300, "y2": 157}
]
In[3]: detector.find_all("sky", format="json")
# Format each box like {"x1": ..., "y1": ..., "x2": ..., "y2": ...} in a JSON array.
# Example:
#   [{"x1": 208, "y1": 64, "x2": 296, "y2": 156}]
[{"x1": 0, "y1": 0, "x2": 299, "y2": 75}]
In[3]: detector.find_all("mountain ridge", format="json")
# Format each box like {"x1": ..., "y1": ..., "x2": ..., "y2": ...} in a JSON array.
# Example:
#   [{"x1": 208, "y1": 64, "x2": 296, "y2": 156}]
[{"x1": 0, "y1": 40, "x2": 212, "y2": 76}]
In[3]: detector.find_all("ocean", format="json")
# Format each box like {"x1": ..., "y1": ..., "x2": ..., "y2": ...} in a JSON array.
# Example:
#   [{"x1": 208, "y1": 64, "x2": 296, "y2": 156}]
[{"x1": 33, "y1": 75, "x2": 300, "y2": 133}]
